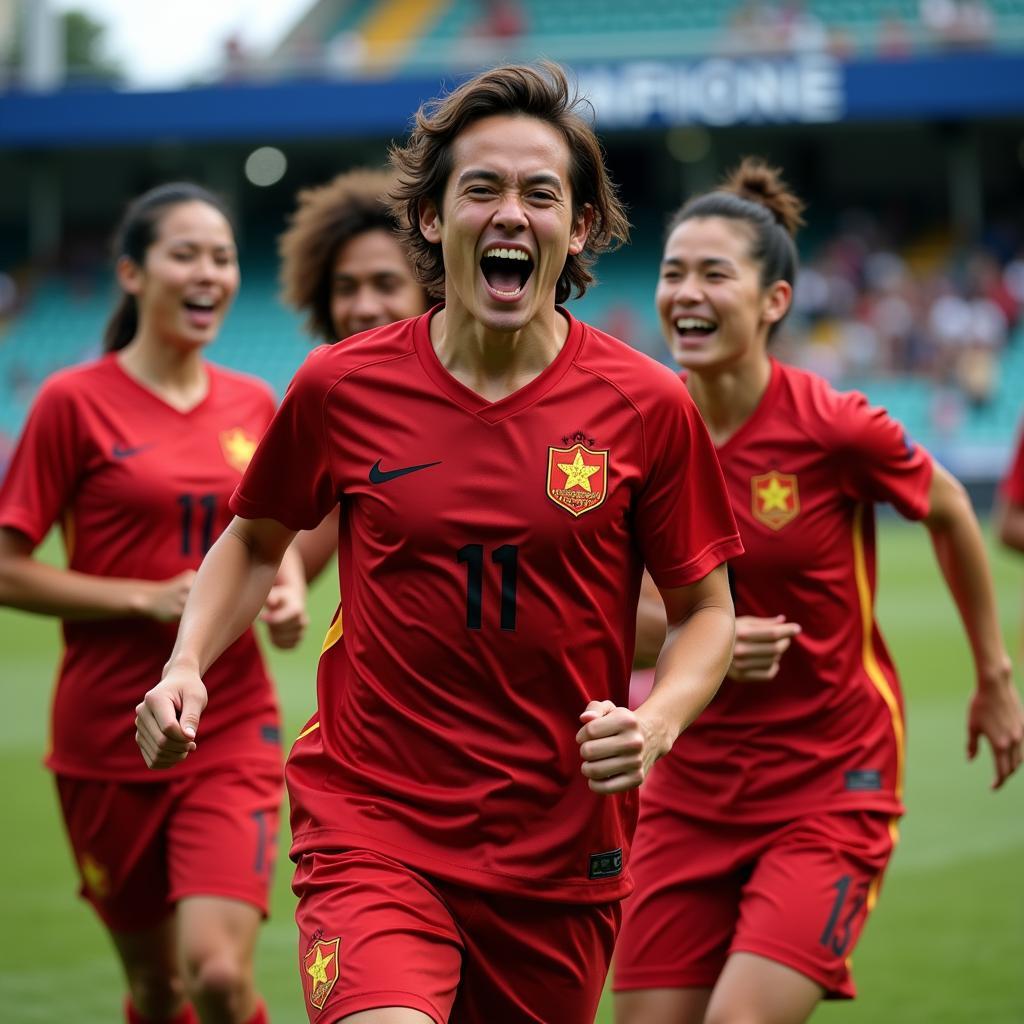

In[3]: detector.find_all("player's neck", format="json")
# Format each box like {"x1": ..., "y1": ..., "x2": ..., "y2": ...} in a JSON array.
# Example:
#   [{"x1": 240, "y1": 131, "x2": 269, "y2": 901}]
[
  {"x1": 117, "y1": 333, "x2": 209, "y2": 413},
  {"x1": 686, "y1": 353, "x2": 772, "y2": 447},
  {"x1": 429, "y1": 304, "x2": 567, "y2": 402}
]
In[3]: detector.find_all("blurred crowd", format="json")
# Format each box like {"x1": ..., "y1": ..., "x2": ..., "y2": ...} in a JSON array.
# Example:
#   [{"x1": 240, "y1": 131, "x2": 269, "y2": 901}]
[
  {"x1": 777, "y1": 215, "x2": 1022, "y2": 411},
  {"x1": 249, "y1": 0, "x2": 1003, "y2": 81},
  {"x1": 723, "y1": 0, "x2": 997, "y2": 59}
]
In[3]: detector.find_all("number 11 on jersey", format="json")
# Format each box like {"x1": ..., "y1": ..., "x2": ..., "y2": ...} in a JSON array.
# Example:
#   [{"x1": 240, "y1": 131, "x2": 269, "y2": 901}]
[{"x1": 456, "y1": 544, "x2": 519, "y2": 631}]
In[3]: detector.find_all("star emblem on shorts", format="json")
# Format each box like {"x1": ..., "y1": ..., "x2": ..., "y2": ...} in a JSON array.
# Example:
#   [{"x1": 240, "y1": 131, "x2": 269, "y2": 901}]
[{"x1": 306, "y1": 945, "x2": 334, "y2": 985}]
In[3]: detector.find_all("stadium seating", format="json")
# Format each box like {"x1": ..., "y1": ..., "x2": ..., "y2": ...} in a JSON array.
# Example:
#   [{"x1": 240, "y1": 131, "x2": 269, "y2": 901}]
[{"x1": 316, "y1": 0, "x2": 1024, "y2": 73}]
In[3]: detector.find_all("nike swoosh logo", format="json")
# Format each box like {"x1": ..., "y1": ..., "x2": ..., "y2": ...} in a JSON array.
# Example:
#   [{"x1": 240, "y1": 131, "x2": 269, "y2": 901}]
[
  {"x1": 112, "y1": 443, "x2": 155, "y2": 459},
  {"x1": 369, "y1": 459, "x2": 441, "y2": 484}
]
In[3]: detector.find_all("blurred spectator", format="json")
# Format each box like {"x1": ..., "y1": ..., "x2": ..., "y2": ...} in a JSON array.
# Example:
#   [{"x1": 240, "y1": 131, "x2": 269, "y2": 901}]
[
  {"x1": 327, "y1": 31, "x2": 368, "y2": 75},
  {"x1": 878, "y1": 10, "x2": 913, "y2": 57},
  {"x1": 779, "y1": 1, "x2": 828, "y2": 51},
  {"x1": 222, "y1": 33, "x2": 250, "y2": 82},
  {"x1": 782, "y1": 206, "x2": 1021, "y2": 410},
  {"x1": 919, "y1": 0, "x2": 994, "y2": 49},
  {"x1": 471, "y1": 0, "x2": 526, "y2": 41},
  {"x1": 725, "y1": 1, "x2": 784, "y2": 53}
]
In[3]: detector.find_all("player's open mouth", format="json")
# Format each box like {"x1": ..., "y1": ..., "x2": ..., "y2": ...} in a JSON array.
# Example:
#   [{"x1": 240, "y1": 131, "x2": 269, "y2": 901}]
[
  {"x1": 675, "y1": 316, "x2": 717, "y2": 339},
  {"x1": 183, "y1": 296, "x2": 218, "y2": 327},
  {"x1": 480, "y1": 247, "x2": 534, "y2": 300}
]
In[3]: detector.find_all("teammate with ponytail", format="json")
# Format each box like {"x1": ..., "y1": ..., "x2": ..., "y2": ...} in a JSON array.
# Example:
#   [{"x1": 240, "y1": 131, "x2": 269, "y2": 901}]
[
  {"x1": 0, "y1": 183, "x2": 306, "y2": 1024},
  {"x1": 614, "y1": 159, "x2": 1024, "y2": 1024}
]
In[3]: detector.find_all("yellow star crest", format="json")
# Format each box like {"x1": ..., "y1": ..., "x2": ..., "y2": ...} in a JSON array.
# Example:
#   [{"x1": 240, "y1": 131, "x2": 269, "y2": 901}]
[
  {"x1": 220, "y1": 428, "x2": 258, "y2": 474},
  {"x1": 558, "y1": 450, "x2": 602, "y2": 492},
  {"x1": 757, "y1": 476, "x2": 792, "y2": 512},
  {"x1": 751, "y1": 470, "x2": 800, "y2": 530},
  {"x1": 547, "y1": 442, "x2": 609, "y2": 518},
  {"x1": 306, "y1": 945, "x2": 334, "y2": 986},
  {"x1": 302, "y1": 937, "x2": 340, "y2": 1010}
]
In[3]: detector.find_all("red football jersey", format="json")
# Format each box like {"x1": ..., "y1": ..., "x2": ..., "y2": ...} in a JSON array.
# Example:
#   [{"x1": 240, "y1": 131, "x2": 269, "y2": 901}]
[
  {"x1": 0, "y1": 356, "x2": 281, "y2": 780},
  {"x1": 231, "y1": 308, "x2": 742, "y2": 902},
  {"x1": 643, "y1": 359, "x2": 933, "y2": 824},
  {"x1": 1001, "y1": 418, "x2": 1024, "y2": 505}
]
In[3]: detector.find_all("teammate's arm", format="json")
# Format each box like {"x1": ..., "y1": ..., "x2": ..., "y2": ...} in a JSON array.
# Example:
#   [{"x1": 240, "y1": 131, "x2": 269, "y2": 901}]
[
  {"x1": 633, "y1": 568, "x2": 799, "y2": 681},
  {"x1": 293, "y1": 506, "x2": 340, "y2": 584},
  {"x1": 0, "y1": 525, "x2": 195, "y2": 621},
  {"x1": 579, "y1": 563, "x2": 735, "y2": 794},
  {"x1": 135, "y1": 514, "x2": 296, "y2": 769},
  {"x1": 922, "y1": 461, "x2": 1024, "y2": 788},
  {"x1": 259, "y1": 542, "x2": 309, "y2": 649},
  {"x1": 633, "y1": 570, "x2": 667, "y2": 668}
]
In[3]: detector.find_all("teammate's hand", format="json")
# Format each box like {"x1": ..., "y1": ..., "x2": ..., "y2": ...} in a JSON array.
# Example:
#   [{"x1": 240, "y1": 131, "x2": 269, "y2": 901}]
[
  {"x1": 135, "y1": 666, "x2": 208, "y2": 769},
  {"x1": 260, "y1": 582, "x2": 309, "y2": 650},
  {"x1": 968, "y1": 663, "x2": 1024, "y2": 789},
  {"x1": 728, "y1": 614, "x2": 801, "y2": 682},
  {"x1": 577, "y1": 700, "x2": 665, "y2": 795},
  {"x1": 136, "y1": 570, "x2": 197, "y2": 622}
]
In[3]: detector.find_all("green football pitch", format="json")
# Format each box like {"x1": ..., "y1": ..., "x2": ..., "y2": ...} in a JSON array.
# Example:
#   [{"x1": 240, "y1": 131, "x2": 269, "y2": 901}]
[{"x1": 1, "y1": 521, "x2": 1022, "y2": 1023}]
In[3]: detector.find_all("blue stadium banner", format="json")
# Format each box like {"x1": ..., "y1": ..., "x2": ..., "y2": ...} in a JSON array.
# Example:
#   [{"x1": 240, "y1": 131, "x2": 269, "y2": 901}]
[{"x1": 1, "y1": 53, "x2": 1022, "y2": 146}]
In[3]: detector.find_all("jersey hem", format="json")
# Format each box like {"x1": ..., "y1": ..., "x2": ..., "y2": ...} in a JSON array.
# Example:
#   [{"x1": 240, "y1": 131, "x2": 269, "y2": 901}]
[
  {"x1": 289, "y1": 827, "x2": 634, "y2": 904},
  {"x1": 229, "y1": 491, "x2": 320, "y2": 532},
  {"x1": 0, "y1": 508, "x2": 47, "y2": 547},
  {"x1": 612, "y1": 966, "x2": 718, "y2": 992},
  {"x1": 317, "y1": 991, "x2": 445, "y2": 1024},
  {"x1": 649, "y1": 534, "x2": 744, "y2": 590}
]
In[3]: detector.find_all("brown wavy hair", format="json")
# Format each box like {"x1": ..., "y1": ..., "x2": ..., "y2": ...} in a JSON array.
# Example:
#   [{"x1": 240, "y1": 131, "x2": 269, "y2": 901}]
[
  {"x1": 389, "y1": 61, "x2": 630, "y2": 305},
  {"x1": 278, "y1": 168, "x2": 413, "y2": 342}
]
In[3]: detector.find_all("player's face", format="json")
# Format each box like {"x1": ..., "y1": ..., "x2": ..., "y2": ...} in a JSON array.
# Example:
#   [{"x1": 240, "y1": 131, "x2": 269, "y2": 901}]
[
  {"x1": 123, "y1": 200, "x2": 239, "y2": 351},
  {"x1": 329, "y1": 229, "x2": 427, "y2": 341},
  {"x1": 656, "y1": 216, "x2": 788, "y2": 373},
  {"x1": 418, "y1": 114, "x2": 591, "y2": 336}
]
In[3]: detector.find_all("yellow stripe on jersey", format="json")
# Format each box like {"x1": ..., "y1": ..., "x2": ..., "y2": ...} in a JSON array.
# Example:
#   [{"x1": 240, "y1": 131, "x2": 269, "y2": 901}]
[
  {"x1": 851, "y1": 504, "x2": 906, "y2": 799},
  {"x1": 321, "y1": 607, "x2": 344, "y2": 655},
  {"x1": 295, "y1": 720, "x2": 321, "y2": 742}
]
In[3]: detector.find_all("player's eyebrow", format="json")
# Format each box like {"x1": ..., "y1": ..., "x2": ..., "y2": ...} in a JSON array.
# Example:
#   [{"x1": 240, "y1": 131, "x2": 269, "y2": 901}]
[
  {"x1": 457, "y1": 169, "x2": 564, "y2": 191},
  {"x1": 662, "y1": 256, "x2": 736, "y2": 270}
]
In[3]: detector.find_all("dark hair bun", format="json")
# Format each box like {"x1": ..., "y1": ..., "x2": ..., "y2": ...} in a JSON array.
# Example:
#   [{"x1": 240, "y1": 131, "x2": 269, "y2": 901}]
[{"x1": 722, "y1": 157, "x2": 805, "y2": 237}]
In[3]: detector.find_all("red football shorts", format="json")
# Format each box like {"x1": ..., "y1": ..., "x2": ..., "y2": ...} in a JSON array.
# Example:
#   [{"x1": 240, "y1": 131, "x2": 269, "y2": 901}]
[
  {"x1": 614, "y1": 807, "x2": 897, "y2": 999},
  {"x1": 293, "y1": 847, "x2": 621, "y2": 1024},
  {"x1": 56, "y1": 762, "x2": 283, "y2": 932}
]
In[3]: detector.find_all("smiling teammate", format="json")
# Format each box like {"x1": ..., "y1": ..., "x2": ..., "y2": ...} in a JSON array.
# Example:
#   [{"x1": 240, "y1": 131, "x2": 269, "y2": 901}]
[
  {"x1": 614, "y1": 158, "x2": 1024, "y2": 1024},
  {"x1": 277, "y1": 168, "x2": 430, "y2": 582},
  {"x1": 134, "y1": 64, "x2": 743, "y2": 1023},
  {"x1": 0, "y1": 183, "x2": 307, "y2": 1024}
]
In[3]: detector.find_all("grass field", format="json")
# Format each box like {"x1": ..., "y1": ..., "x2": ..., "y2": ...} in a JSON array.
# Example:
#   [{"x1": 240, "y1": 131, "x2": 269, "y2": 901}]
[{"x1": 1, "y1": 520, "x2": 1022, "y2": 1023}]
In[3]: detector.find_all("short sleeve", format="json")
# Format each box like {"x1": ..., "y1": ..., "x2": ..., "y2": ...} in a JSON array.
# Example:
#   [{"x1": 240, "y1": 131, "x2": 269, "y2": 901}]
[
  {"x1": 229, "y1": 349, "x2": 338, "y2": 531},
  {"x1": 635, "y1": 380, "x2": 743, "y2": 590},
  {"x1": 1000, "y1": 421, "x2": 1024, "y2": 506},
  {"x1": 833, "y1": 392, "x2": 933, "y2": 520},
  {"x1": 0, "y1": 377, "x2": 85, "y2": 547}
]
